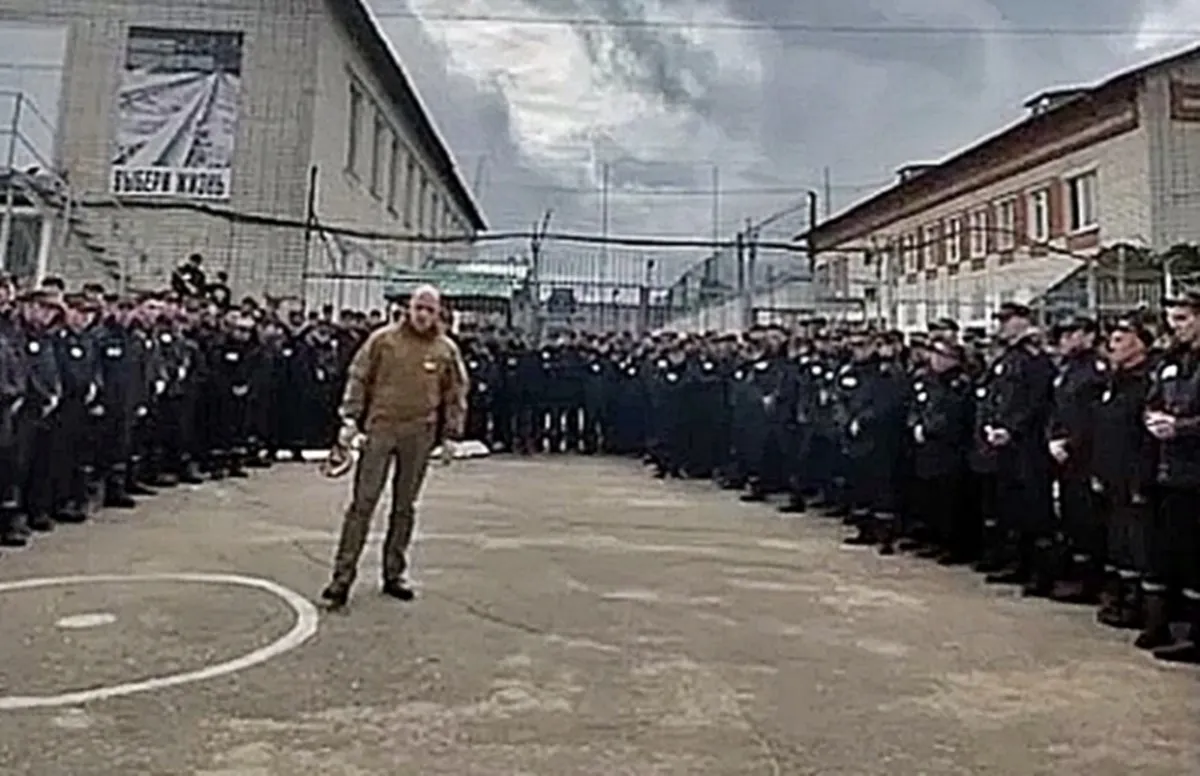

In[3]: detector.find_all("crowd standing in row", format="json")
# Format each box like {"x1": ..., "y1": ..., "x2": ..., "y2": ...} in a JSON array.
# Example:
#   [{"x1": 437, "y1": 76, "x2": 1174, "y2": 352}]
[
  {"x1": 10, "y1": 254, "x2": 1199, "y2": 667},
  {"x1": 455, "y1": 294, "x2": 1200, "y2": 666},
  {"x1": 0, "y1": 266, "x2": 385, "y2": 552}
]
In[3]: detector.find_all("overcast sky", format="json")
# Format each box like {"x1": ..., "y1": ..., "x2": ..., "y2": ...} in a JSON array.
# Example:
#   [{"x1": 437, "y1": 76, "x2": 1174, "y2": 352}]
[{"x1": 371, "y1": 0, "x2": 1200, "y2": 280}]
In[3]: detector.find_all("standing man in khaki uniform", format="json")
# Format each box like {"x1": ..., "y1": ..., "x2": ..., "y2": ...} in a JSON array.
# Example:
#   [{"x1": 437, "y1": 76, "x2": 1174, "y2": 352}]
[{"x1": 321, "y1": 285, "x2": 467, "y2": 608}]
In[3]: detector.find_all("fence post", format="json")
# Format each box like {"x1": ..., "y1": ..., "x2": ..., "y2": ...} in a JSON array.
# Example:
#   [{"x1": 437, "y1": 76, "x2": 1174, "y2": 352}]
[{"x1": 0, "y1": 93, "x2": 23, "y2": 273}]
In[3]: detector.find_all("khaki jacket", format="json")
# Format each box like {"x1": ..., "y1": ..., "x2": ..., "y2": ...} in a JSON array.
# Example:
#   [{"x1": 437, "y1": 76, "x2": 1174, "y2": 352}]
[{"x1": 338, "y1": 321, "x2": 467, "y2": 437}]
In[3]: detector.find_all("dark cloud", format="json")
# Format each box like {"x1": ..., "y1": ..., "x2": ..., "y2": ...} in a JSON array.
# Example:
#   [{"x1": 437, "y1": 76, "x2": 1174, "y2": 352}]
[{"x1": 381, "y1": 0, "x2": 1177, "y2": 281}]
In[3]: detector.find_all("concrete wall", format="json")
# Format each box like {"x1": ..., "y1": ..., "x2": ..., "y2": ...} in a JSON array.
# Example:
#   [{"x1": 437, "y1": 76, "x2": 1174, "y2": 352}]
[
  {"x1": 0, "y1": 0, "x2": 322, "y2": 294},
  {"x1": 1144, "y1": 61, "x2": 1200, "y2": 250},
  {"x1": 1, "y1": 0, "x2": 478, "y2": 300},
  {"x1": 309, "y1": 0, "x2": 475, "y2": 278}
]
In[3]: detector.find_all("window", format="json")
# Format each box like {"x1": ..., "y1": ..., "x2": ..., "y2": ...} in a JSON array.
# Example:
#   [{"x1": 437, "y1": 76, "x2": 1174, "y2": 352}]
[
  {"x1": 968, "y1": 209, "x2": 987, "y2": 257},
  {"x1": 416, "y1": 174, "x2": 428, "y2": 232},
  {"x1": 370, "y1": 114, "x2": 386, "y2": 197},
  {"x1": 921, "y1": 225, "x2": 937, "y2": 268},
  {"x1": 1028, "y1": 188, "x2": 1049, "y2": 242},
  {"x1": 903, "y1": 299, "x2": 917, "y2": 325},
  {"x1": 1068, "y1": 172, "x2": 1097, "y2": 231},
  {"x1": 995, "y1": 198, "x2": 1015, "y2": 250},
  {"x1": 387, "y1": 136, "x2": 401, "y2": 213},
  {"x1": 902, "y1": 234, "x2": 917, "y2": 273},
  {"x1": 346, "y1": 81, "x2": 364, "y2": 175},
  {"x1": 430, "y1": 194, "x2": 440, "y2": 238},
  {"x1": 945, "y1": 217, "x2": 962, "y2": 264},
  {"x1": 404, "y1": 157, "x2": 418, "y2": 227}
]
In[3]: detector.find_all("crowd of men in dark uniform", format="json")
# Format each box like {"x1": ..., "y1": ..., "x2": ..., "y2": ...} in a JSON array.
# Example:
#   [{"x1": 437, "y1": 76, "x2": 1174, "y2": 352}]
[
  {"x1": 457, "y1": 293, "x2": 1200, "y2": 666},
  {"x1": 0, "y1": 262, "x2": 377, "y2": 554}
]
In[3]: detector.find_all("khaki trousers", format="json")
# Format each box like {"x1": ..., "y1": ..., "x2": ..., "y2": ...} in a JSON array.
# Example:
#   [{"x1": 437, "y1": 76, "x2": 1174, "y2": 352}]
[{"x1": 330, "y1": 425, "x2": 435, "y2": 590}]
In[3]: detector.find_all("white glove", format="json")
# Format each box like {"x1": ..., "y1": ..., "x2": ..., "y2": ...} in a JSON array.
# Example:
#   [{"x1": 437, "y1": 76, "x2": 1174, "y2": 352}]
[
  {"x1": 154, "y1": 379, "x2": 166, "y2": 395},
  {"x1": 84, "y1": 383, "x2": 98, "y2": 405},
  {"x1": 337, "y1": 420, "x2": 360, "y2": 450},
  {"x1": 984, "y1": 425, "x2": 1010, "y2": 446},
  {"x1": 41, "y1": 394, "x2": 60, "y2": 418},
  {"x1": 1048, "y1": 438, "x2": 1069, "y2": 463},
  {"x1": 848, "y1": 419, "x2": 860, "y2": 437},
  {"x1": 912, "y1": 424, "x2": 925, "y2": 444}
]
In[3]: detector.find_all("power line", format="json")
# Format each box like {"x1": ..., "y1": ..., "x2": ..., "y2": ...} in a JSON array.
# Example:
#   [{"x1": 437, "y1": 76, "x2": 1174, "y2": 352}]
[
  {"x1": 488, "y1": 181, "x2": 885, "y2": 197},
  {"x1": 379, "y1": 11, "x2": 1191, "y2": 38}
]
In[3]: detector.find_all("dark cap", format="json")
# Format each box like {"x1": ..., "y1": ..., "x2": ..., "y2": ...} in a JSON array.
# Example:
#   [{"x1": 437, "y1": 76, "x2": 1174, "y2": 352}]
[
  {"x1": 1053, "y1": 315, "x2": 1098, "y2": 336},
  {"x1": 928, "y1": 317, "x2": 960, "y2": 333},
  {"x1": 929, "y1": 339, "x2": 965, "y2": 361},
  {"x1": 1111, "y1": 317, "x2": 1155, "y2": 347},
  {"x1": 1164, "y1": 289, "x2": 1200, "y2": 311},
  {"x1": 993, "y1": 302, "x2": 1032, "y2": 321}
]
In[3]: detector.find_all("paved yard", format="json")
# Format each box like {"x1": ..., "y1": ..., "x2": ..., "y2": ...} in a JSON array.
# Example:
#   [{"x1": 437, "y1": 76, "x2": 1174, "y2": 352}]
[{"x1": 0, "y1": 456, "x2": 1196, "y2": 775}]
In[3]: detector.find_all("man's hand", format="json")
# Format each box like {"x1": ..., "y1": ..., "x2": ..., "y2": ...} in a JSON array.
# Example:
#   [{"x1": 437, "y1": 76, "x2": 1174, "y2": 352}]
[
  {"x1": 1146, "y1": 412, "x2": 1177, "y2": 440},
  {"x1": 984, "y1": 425, "x2": 1011, "y2": 447},
  {"x1": 337, "y1": 419, "x2": 360, "y2": 450},
  {"x1": 1048, "y1": 438, "x2": 1069, "y2": 463}
]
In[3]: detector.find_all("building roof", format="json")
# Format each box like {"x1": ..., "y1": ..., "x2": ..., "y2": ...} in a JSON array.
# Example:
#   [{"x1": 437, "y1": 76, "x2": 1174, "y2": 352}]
[
  {"x1": 385, "y1": 266, "x2": 521, "y2": 300},
  {"x1": 333, "y1": 0, "x2": 487, "y2": 232},
  {"x1": 800, "y1": 43, "x2": 1200, "y2": 247}
]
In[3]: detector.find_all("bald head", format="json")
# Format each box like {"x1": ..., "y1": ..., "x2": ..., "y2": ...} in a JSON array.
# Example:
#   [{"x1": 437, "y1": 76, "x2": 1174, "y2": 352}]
[
  {"x1": 411, "y1": 284, "x2": 441, "y2": 306},
  {"x1": 407, "y1": 284, "x2": 442, "y2": 334}
]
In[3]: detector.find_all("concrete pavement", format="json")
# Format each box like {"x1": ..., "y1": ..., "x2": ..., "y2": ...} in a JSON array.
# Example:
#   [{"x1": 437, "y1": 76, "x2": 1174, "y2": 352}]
[{"x1": 0, "y1": 455, "x2": 1196, "y2": 775}]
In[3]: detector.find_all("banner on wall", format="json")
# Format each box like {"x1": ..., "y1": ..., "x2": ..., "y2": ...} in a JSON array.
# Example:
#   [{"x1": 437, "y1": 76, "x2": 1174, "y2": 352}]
[{"x1": 111, "y1": 26, "x2": 243, "y2": 200}]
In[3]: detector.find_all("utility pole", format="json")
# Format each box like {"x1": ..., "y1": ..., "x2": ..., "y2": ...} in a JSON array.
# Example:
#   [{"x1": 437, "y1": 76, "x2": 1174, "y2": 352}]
[
  {"x1": 710, "y1": 164, "x2": 720, "y2": 250},
  {"x1": 529, "y1": 209, "x2": 553, "y2": 340},
  {"x1": 1116, "y1": 243, "x2": 1127, "y2": 312},
  {"x1": 822, "y1": 166, "x2": 832, "y2": 219},
  {"x1": 806, "y1": 189, "x2": 819, "y2": 273},
  {"x1": 744, "y1": 217, "x2": 758, "y2": 329},
  {"x1": 300, "y1": 165, "x2": 319, "y2": 306},
  {"x1": 600, "y1": 162, "x2": 610, "y2": 282}
]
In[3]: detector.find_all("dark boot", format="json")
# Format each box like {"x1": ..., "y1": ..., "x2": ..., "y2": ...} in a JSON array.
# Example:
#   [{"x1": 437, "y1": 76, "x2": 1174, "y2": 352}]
[
  {"x1": 1096, "y1": 572, "x2": 1125, "y2": 627},
  {"x1": 126, "y1": 462, "x2": 156, "y2": 495},
  {"x1": 875, "y1": 514, "x2": 898, "y2": 556},
  {"x1": 1133, "y1": 590, "x2": 1174, "y2": 651},
  {"x1": 55, "y1": 502, "x2": 87, "y2": 524},
  {"x1": 319, "y1": 584, "x2": 348, "y2": 610},
  {"x1": 843, "y1": 511, "x2": 876, "y2": 546},
  {"x1": 103, "y1": 476, "x2": 137, "y2": 509},
  {"x1": 178, "y1": 462, "x2": 203, "y2": 485},
  {"x1": 777, "y1": 494, "x2": 806, "y2": 514},
  {"x1": 1020, "y1": 538, "x2": 1059, "y2": 598},
  {"x1": 1104, "y1": 575, "x2": 1144, "y2": 630},
  {"x1": 1152, "y1": 597, "x2": 1200, "y2": 664},
  {"x1": 973, "y1": 522, "x2": 1010, "y2": 574},
  {"x1": 0, "y1": 513, "x2": 28, "y2": 547},
  {"x1": 740, "y1": 482, "x2": 767, "y2": 503},
  {"x1": 27, "y1": 513, "x2": 54, "y2": 533}
]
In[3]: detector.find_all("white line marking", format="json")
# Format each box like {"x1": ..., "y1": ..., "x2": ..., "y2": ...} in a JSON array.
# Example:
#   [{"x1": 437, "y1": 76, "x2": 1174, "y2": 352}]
[
  {"x1": 0, "y1": 573, "x2": 320, "y2": 710},
  {"x1": 55, "y1": 613, "x2": 117, "y2": 629}
]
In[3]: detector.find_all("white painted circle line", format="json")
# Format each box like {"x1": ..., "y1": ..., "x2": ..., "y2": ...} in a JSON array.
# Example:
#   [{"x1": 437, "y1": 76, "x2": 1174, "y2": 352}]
[
  {"x1": 0, "y1": 573, "x2": 321, "y2": 711},
  {"x1": 55, "y1": 613, "x2": 117, "y2": 629}
]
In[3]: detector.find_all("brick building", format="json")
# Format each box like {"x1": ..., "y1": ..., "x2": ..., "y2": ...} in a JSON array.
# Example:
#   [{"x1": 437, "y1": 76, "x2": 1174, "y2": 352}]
[
  {"x1": 0, "y1": 0, "x2": 484, "y2": 302},
  {"x1": 802, "y1": 44, "x2": 1200, "y2": 332}
]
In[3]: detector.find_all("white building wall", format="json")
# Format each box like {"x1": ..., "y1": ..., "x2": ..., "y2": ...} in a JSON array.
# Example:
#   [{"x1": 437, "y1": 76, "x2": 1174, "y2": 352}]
[
  {"x1": 1143, "y1": 62, "x2": 1200, "y2": 250},
  {"x1": 1, "y1": 0, "x2": 479, "y2": 300},
  {"x1": 309, "y1": 0, "x2": 476, "y2": 283},
  {"x1": 0, "y1": 0, "x2": 323, "y2": 294}
]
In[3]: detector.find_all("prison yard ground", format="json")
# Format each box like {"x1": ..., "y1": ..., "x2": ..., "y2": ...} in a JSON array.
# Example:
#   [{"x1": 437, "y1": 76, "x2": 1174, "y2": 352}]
[{"x1": 0, "y1": 457, "x2": 1196, "y2": 775}]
